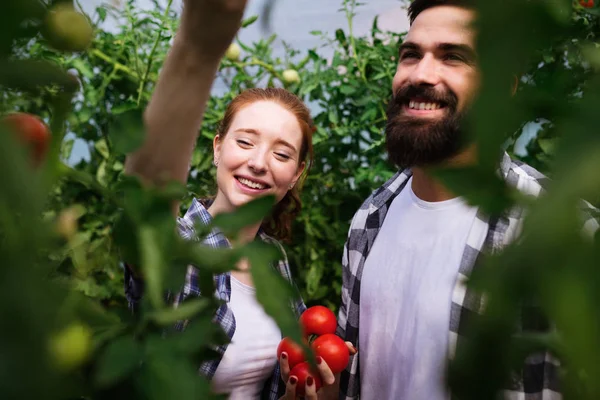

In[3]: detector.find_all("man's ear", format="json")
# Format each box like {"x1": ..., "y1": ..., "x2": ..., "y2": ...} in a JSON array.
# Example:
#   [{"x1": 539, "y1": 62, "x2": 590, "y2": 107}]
[{"x1": 511, "y1": 75, "x2": 519, "y2": 96}]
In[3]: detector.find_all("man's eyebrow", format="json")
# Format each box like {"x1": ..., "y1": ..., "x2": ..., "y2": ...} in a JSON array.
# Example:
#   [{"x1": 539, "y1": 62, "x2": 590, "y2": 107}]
[
  {"x1": 398, "y1": 41, "x2": 477, "y2": 61},
  {"x1": 438, "y1": 43, "x2": 477, "y2": 60},
  {"x1": 398, "y1": 41, "x2": 419, "y2": 54}
]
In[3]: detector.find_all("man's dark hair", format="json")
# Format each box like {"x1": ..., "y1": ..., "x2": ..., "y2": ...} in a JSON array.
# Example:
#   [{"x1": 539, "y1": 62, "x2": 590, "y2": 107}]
[{"x1": 407, "y1": 0, "x2": 476, "y2": 25}]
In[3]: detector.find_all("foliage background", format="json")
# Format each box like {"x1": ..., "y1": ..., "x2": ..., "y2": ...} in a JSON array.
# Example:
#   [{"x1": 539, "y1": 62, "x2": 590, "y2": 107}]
[
  {"x1": 1, "y1": 0, "x2": 600, "y2": 399},
  {"x1": 8, "y1": 0, "x2": 598, "y2": 310}
]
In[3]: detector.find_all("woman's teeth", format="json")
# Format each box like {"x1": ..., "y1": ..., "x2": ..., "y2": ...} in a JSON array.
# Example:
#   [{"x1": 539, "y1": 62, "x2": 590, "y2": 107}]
[{"x1": 238, "y1": 177, "x2": 267, "y2": 190}]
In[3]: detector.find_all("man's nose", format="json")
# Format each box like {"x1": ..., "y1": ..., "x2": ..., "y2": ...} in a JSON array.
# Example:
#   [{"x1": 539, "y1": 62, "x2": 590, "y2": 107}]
[{"x1": 410, "y1": 54, "x2": 441, "y2": 87}]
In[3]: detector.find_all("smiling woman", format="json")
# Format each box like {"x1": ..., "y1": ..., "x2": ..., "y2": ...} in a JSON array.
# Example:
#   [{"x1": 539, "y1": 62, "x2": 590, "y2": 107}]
[
  {"x1": 125, "y1": 87, "x2": 317, "y2": 400},
  {"x1": 209, "y1": 89, "x2": 314, "y2": 242},
  {"x1": 120, "y1": 0, "x2": 324, "y2": 398}
]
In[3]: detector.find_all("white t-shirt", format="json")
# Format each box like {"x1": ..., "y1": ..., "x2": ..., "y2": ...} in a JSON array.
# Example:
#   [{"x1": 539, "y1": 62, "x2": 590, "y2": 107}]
[
  {"x1": 359, "y1": 177, "x2": 478, "y2": 400},
  {"x1": 211, "y1": 276, "x2": 282, "y2": 399}
]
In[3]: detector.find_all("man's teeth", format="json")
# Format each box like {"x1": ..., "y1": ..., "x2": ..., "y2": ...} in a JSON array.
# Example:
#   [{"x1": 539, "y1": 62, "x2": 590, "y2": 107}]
[
  {"x1": 408, "y1": 101, "x2": 441, "y2": 110},
  {"x1": 238, "y1": 177, "x2": 267, "y2": 190}
]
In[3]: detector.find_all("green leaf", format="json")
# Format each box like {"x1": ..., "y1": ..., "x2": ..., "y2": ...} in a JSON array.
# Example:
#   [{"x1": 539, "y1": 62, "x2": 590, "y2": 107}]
[
  {"x1": 340, "y1": 85, "x2": 356, "y2": 95},
  {"x1": 538, "y1": 138, "x2": 557, "y2": 155},
  {"x1": 147, "y1": 298, "x2": 211, "y2": 326},
  {"x1": 168, "y1": 314, "x2": 230, "y2": 353},
  {"x1": 433, "y1": 165, "x2": 515, "y2": 216},
  {"x1": 246, "y1": 241, "x2": 304, "y2": 346},
  {"x1": 94, "y1": 139, "x2": 110, "y2": 159},
  {"x1": 95, "y1": 335, "x2": 143, "y2": 387},
  {"x1": 111, "y1": 101, "x2": 139, "y2": 115},
  {"x1": 241, "y1": 15, "x2": 259, "y2": 28},
  {"x1": 137, "y1": 356, "x2": 220, "y2": 400},
  {"x1": 61, "y1": 138, "x2": 74, "y2": 161},
  {"x1": 139, "y1": 225, "x2": 166, "y2": 310},
  {"x1": 108, "y1": 108, "x2": 146, "y2": 155},
  {"x1": 211, "y1": 195, "x2": 275, "y2": 237}
]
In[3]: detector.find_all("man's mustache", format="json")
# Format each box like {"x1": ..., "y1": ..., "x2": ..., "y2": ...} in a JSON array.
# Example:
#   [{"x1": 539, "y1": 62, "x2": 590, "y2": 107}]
[{"x1": 392, "y1": 85, "x2": 458, "y2": 111}]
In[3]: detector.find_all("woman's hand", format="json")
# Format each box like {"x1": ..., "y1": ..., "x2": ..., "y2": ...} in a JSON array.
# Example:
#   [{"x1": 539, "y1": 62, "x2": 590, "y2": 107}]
[
  {"x1": 125, "y1": 0, "x2": 249, "y2": 202},
  {"x1": 179, "y1": 0, "x2": 248, "y2": 58},
  {"x1": 278, "y1": 342, "x2": 357, "y2": 400}
]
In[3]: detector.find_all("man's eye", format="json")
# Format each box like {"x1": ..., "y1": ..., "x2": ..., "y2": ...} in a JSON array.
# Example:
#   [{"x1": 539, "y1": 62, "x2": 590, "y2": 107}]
[
  {"x1": 400, "y1": 51, "x2": 419, "y2": 60},
  {"x1": 445, "y1": 53, "x2": 465, "y2": 62}
]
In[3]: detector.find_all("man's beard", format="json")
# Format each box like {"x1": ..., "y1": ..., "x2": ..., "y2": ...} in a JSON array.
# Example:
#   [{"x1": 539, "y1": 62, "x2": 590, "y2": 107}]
[{"x1": 385, "y1": 84, "x2": 468, "y2": 169}]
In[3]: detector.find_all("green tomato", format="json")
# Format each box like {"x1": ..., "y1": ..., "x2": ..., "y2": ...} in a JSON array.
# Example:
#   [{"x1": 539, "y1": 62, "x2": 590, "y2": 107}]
[
  {"x1": 44, "y1": 4, "x2": 94, "y2": 53},
  {"x1": 225, "y1": 43, "x2": 241, "y2": 61},
  {"x1": 282, "y1": 69, "x2": 301, "y2": 84},
  {"x1": 49, "y1": 322, "x2": 93, "y2": 371}
]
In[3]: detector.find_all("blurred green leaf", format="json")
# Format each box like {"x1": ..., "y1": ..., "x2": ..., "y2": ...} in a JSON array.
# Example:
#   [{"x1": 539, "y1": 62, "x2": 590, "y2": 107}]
[
  {"x1": 211, "y1": 195, "x2": 275, "y2": 237},
  {"x1": 108, "y1": 108, "x2": 145, "y2": 155},
  {"x1": 147, "y1": 298, "x2": 211, "y2": 326},
  {"x1": 95, "y1": 335, "x2": 143, "y2": 387}
]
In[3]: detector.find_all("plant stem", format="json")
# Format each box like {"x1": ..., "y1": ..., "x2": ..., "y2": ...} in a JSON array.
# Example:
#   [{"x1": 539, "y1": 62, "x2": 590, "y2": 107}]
[
  {"x1": 136, "y1": 0, "x2": 174, "y2": 106},
  {"x1": 90, "y1": 49, "x2": 139, "y2": 80}
]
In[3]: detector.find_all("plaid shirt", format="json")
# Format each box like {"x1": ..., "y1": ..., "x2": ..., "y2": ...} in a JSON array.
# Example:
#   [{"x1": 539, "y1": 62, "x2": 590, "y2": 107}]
[
  {"x1": 336, "y1": 152, "x2": 599, "y2": 400},
  {"x1": 125, "y1": 198, "x2": 306, "y2": 400}
]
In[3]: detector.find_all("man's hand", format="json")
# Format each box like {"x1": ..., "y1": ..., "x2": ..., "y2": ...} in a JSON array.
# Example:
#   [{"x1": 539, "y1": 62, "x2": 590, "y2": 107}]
[{"x1": 179, "y1": 0, "x2": 248, "y2": 59}]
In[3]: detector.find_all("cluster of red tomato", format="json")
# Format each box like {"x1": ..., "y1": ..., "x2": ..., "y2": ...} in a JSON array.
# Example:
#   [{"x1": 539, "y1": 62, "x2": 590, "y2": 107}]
[
  {"x1": 1, "y1": 112, "x2": 51, "y2": 167},
  {"x1": 277, "y1": 306, "x2": 350, "y2": 395},
  {"x1": 580, "y1": 0, "x2": 595, "y2": 8}
]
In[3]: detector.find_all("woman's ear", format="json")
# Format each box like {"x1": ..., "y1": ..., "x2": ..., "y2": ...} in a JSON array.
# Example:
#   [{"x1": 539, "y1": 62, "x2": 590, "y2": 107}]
[
  {"x1": 213, "y1": 134, "x2": 222, "y2": 165},
  {"x1": 291, "y1": 161, "x2": 306, "y2": 188}
]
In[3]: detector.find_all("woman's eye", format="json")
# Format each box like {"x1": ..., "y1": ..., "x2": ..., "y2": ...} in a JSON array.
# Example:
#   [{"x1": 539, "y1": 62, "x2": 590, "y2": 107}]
[
  {"x1": 275, "y1": 153, "x2": 291, "y2": 160},
  {"x1": 236, "y1": 139, "x2": 251, "y2": 147}
]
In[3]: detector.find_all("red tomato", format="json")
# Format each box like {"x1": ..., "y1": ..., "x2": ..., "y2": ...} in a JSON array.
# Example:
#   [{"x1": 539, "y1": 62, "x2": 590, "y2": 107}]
[
  {"x1": 580, "y1": 0, "x2": 594, "y2": 7},
  {"x1": 2, "y1": 113, "x2": 50, "y2": 166},
  {"x1": 277, "y1": 337, "x2": 306, "y2": 370},
  {"x1": 289, "y1": 361, "x2": 322, "y2": 396},
  {"x1": 311, "y1": 333, "x2": 350, "y2": 374},
  {"x1": 300, "y1": 305, "x2": 337, "y2": 337}
]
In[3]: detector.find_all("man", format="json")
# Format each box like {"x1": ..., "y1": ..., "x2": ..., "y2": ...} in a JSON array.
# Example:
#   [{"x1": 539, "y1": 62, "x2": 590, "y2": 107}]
[{"x1": 335, "y1": 0, "x2": 598, "y2": 399}]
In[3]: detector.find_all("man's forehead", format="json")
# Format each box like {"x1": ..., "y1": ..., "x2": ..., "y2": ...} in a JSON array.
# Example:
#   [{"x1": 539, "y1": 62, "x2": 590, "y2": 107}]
[{"x1": 405, "y1": 5, "x2": 476, "y2": 46}]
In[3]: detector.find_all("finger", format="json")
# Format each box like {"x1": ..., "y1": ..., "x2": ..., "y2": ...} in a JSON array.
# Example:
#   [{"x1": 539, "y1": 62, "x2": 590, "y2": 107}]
[
  {"x1": 315, "y1": 356, "x2": 336, "y2": 386},
  {"x1": 345, "y1": 341, "x2": 358, "y2": 355},
  {"x1": 304, "y1": 375, "x2": 318, "y2": 400},
  {"x1": 283, "y1": 375, "x2": 298, "y2": 400},
  {"x1": 279, "y1": 352, "x2": 291, "y2": 382}
]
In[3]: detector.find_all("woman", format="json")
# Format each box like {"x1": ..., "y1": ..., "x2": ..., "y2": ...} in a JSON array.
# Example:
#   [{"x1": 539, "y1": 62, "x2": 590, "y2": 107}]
[
  {"x1": 125, "y1": 87, "x2": 322, "y2": 399},
  {"x1": 123, "y1": 1, "x2": 353, "y2": 398}
]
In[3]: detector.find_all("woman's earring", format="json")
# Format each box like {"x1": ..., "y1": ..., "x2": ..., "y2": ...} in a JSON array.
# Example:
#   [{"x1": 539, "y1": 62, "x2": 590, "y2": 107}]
[
  {"x1": 213, "y1": 159, "x2": 219, "y2": 167},
  {"x1": 289, "y1": 183, "x2": 294, "y2": 190}
]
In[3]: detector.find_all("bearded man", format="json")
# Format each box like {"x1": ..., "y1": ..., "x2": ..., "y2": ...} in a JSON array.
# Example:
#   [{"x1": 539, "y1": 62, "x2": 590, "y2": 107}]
[{"x1": 332, "y1": 1, "x2": 600, "y2": 400}]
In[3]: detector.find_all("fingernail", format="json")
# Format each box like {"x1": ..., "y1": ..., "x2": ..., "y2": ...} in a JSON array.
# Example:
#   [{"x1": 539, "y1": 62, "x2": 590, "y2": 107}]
[
  {"x1": 316, "y1": 356, "x2": 323, "y2": 365},
  {"x1": 281, "y1": 352, "x2": 287, "y2": 360},
  {"x1": 290, "y1": 376, "x2": 297, "y2": 385},
  {"x1": 307, "y1": 376, "x2": 314, "y2": 386},
  {"x1": 351, "y1": 345, "x2": 357, "y2": 353}
]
